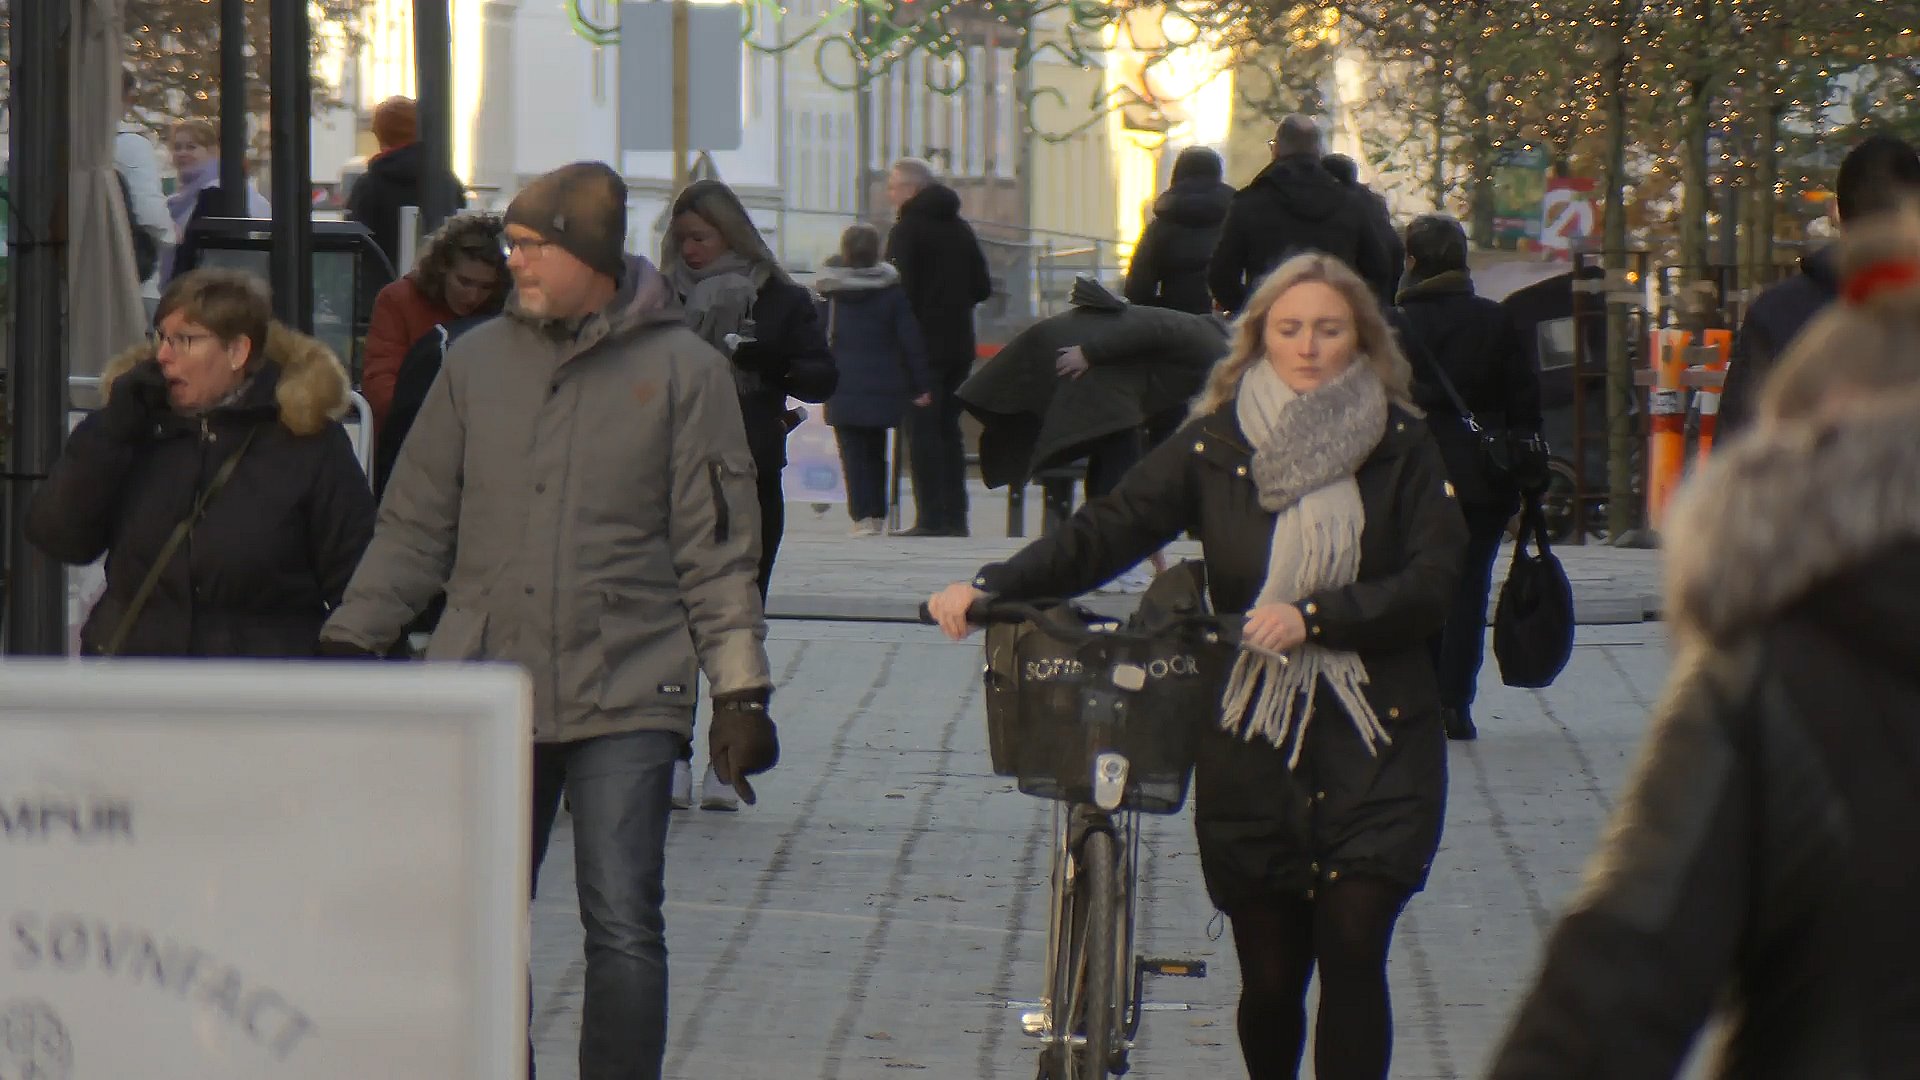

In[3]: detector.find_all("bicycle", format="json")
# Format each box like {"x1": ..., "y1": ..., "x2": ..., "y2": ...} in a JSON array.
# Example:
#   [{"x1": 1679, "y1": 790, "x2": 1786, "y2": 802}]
[{"x1": 921, "y1": 595, "x2": 1241, "y2": 1079}]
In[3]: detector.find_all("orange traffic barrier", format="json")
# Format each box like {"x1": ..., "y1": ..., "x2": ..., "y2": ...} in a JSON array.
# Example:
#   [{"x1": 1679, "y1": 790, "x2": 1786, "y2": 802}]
[
  {"x1": 1647, "y1": 329, "x2": 1690, "y2": 531},
  {"x1": 1692, "y1": 329, "x2": 1732, "y2": 465}
]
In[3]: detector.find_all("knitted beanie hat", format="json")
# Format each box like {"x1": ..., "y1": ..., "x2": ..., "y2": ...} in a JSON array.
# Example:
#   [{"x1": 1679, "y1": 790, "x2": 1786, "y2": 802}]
[{"x1": 504, "y1": 161, "x2": 628, "y2": 281}]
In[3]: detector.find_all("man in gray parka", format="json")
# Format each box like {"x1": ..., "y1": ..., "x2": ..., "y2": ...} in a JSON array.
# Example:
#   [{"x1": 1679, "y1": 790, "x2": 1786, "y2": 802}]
[{"x1": 318, "y1": 161, "x2": 778, "y2": 1079}]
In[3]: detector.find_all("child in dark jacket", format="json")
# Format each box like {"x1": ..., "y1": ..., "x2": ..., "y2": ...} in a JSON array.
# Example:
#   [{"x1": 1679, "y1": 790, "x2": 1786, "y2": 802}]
[{"x1": 816, "y1": 224, "x2": 932, "y2": 535}]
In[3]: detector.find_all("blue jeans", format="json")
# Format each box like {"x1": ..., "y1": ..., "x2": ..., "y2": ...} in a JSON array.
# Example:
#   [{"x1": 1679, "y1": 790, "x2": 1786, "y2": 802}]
[{"x1": 531, "y1": 729, "x2": 681, "y2": 1080}]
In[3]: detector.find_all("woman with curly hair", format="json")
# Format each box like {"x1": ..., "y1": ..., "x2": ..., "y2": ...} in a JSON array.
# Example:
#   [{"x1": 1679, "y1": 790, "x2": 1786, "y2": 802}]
[{"x1": 362, "y1": 211, "x2": 508, "y2": 433}]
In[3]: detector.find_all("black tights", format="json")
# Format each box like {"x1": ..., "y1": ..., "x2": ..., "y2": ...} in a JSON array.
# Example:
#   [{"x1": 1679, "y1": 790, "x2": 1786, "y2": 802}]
[{"x1": 1227, "y1": 877, "x2": 1409, "y2": 1080}]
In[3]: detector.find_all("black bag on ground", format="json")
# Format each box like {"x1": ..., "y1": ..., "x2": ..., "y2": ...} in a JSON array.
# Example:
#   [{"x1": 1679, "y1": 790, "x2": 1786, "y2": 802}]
[{"x1": 1493, "y1": 497, "x2": 1575, "y2": 688}]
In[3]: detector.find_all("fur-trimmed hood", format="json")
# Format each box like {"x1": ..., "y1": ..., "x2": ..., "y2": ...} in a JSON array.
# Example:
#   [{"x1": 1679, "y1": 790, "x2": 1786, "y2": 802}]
[
  {"x1": 101, "y1": 322, "x2": 354, "y2": 437},
  {"x1": 813, "y1": 262, "x2": 900, "y2": 296},
  {"x1": 1666, "y1": 393, "x2": 1920, "y2": 645}
]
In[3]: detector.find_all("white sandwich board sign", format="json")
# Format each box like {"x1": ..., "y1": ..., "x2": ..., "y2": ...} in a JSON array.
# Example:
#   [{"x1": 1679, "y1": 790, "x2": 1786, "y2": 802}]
[{"x1": 0, "y1": 662, "x2": 532, "y2": 1079}]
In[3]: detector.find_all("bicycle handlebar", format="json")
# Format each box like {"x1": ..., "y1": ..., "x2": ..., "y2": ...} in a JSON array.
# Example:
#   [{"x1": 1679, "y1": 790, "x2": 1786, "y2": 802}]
[{"x1": 917, "y1": 598, "x2": 1244, "y2": 648}]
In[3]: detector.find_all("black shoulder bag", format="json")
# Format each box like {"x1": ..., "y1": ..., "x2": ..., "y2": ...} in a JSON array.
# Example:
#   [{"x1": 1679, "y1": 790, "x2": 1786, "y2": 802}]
[
  {"x1": 100, "y1": 429, "x2": 259, "y2": 656},
  {"x1": 1493, "y1": 497, "x2": 1576, "y2": 688},
  {"x1": 1396, "y1": 311, "x2": 1550, "y2": 493}
]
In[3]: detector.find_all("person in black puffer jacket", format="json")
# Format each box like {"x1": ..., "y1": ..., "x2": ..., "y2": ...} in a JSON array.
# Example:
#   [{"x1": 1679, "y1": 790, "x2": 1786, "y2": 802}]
[
  {"x1": 1126, "y1": 146, "x2": 1234, "y2": 316},
  {"x1": 1489, "y1": 211, "x2": 1920, "y2": 1080},
  {"x1": 1209, "y1": 114, "x2": 1396, "y2": 314},
  {"x1": 662, "y1": 179, "x2": 838, "y2": 599},
  {"x1": 29, "y1": 269, "x2": 374, "y2": 658},
  {"x1": 931, "y1": 252, "x2": 1467, "y2": 1080},
  {"x1": 1393, "y1": 214, "x2": 1542, "y2": 742}
]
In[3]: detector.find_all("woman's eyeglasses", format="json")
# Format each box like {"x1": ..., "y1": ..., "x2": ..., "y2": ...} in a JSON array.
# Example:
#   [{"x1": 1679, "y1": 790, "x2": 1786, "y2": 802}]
[{"x1": 150, "y1": 330, "x2": 212, "y2": 352}]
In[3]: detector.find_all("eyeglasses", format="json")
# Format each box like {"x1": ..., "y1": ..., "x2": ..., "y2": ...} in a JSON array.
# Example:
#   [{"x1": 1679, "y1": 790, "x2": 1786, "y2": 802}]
[
  {"x1": 501, "y1": 235, "x2": 555, "y2": 260},
  {"x1": 150, "y1": 330, "x2": 213, "y2": 352}
]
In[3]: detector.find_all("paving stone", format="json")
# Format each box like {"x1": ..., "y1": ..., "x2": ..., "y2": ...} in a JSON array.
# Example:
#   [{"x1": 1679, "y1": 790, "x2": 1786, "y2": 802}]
[{"x1": 532, "y1": 620, "x2": 1701, "y2": 1080}]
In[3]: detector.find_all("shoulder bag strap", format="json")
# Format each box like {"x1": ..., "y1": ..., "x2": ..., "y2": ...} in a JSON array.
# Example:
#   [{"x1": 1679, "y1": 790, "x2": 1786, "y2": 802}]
[
  {"x1": 101, "y1": 427, "x2": 261, "y2": 657},
  {"x1": 1393, "y1": 305, "x2": 1482, "y2": 432}
]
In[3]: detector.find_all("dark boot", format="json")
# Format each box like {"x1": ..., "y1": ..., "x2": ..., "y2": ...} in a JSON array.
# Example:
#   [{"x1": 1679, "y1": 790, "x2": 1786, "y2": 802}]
[{"x1": 1443, "y1": 706, "x2": 1478, "y2": 742}]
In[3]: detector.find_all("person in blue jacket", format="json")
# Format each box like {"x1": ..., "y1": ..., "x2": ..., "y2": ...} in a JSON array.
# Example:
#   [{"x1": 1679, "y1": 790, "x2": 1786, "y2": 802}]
[{"x1": 815, "y1": 224, "x2": 933, "y2": 536}]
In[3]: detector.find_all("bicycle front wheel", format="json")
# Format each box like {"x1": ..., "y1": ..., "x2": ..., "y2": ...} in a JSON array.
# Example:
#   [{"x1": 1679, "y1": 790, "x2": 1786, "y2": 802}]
[{"x1": 1075, "y1": 828, "x2": 1120, "y2": 1080}]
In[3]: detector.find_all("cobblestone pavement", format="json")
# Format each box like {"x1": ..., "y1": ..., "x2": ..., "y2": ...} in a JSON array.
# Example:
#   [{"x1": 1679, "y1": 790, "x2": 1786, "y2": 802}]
[
  {"x1": 768, "y1": 485, "x2": 1663, "y2": 626},
  {"x1": 532, "y1": 619, "x2": 1693, "y2": 1080}
]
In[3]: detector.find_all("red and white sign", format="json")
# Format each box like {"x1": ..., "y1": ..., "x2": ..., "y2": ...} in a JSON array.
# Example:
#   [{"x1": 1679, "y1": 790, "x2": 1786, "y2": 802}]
[{"x1": 1540, "y1": 178, "x2": 1597, "y2": 253}]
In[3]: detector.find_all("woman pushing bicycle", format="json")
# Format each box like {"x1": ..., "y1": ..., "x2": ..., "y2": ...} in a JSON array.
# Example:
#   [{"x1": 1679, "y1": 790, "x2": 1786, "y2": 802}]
[{"x1": 928, "y1": 252, "x2": 1468, "y2": 1080}]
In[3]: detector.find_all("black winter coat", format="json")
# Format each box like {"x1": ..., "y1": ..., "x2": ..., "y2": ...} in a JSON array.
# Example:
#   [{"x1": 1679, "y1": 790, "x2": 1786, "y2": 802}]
[
  {"x1": 28, "y1": 330, "x2": 376, "y2": 658},
  {"x1": 733, "y1": 275, "x2": 838, "y2": 471},
  {"x1": 1718, "y1": 245, "x2": 1838, "y2": 437},
  {"x1": 958, "y1": 298, "x2": 1225, "y2": 487},
  {"x1": 374, "y1": 313, "x2": 496, "y2": 497},
  {"x1": 1208, "y1": 155, "x2": 1397, "y2": 314},
  {"x1": 816, "y1": 264, "x2": 931, "y2": 430},
  {"x1": 886, "y1": 184, "x2": 993, "y2": 373},
  {"x1": 1125, "y1": 180, "x2": 1234, "y2": 314},
  {"x1": 976, "y1": 404, "x2": 1468, "y2": 906},
  {"x1": 1491, "y1": 400, "x2": 1920, "y2": 1080},
  {"x1": 346, "y1": 142, "x2": 468, "y2": 269},
  {"x1": 1394, "y1": 270, "x2": 1545, "y2": 509}
]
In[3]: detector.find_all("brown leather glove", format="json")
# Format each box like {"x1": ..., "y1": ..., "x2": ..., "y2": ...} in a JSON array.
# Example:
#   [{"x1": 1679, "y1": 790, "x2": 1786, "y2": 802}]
[{"x1": 709, "y1": 691, "x2": 779, "y2": 806}]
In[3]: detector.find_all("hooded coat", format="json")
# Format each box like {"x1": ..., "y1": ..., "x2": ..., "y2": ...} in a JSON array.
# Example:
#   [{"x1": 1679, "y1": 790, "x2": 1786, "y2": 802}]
[
  {"x1": 885, "y1": 183, "x2": 993, "y2": 373},
  {"x1": 815, "y1": 263, "x2": 931, "y2": 430},
  {"x1": 1125, "y1": 178, "x2": 1235, "y2": 314},
  {"x1": 1208, "y1": 155, "x2": 1396, "y2": 313},
  {"x1": 27, "y1": 328, "x2": 375, "y2": 658},
  {"x1": 1489, "y1": 394, "x2": 1920, "y2": 1079},
  {"x1": 1718, "y1": 245, "x2": 1840, "y2": 436},
  {"x1": 346, "y1": 142, "x2": 469, "y2": 268},
  {"x1": 319, "y1": 256, "x2": 773, "y2": 745},
  {"x1": 956, "y1": 280, "x2": 1228, "y2": 487}
]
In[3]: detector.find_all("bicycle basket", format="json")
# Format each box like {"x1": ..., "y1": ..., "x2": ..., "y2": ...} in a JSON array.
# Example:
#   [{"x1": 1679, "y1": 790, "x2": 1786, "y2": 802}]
[{"x1": 981, "y1": 605, "x2": 1226, "y2": 814}]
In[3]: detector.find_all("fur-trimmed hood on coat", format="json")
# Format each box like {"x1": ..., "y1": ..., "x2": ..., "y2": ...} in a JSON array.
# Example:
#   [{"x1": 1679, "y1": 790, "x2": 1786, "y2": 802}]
[
  {"x1": 1665, "y1": 392, "x2": 1920, "y2": 645},
  {"x1": 100, "y1": 322, "x2": 354, "y2": 437}
]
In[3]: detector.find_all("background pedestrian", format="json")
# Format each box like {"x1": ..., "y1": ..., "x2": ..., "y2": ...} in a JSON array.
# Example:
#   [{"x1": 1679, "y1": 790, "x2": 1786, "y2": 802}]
[
  {"x1": 1393, "y1": 213, "x2": 1543, "y2": 740},
  {"x1": 28, "y1": 269, "x2": 373, "y2": 657},
  {"x1": 885, "y1": 157, "x2": 993, "y2": 537},
  {"x1": 816, "y1": 222, "x2": 932, "y2": 537}
]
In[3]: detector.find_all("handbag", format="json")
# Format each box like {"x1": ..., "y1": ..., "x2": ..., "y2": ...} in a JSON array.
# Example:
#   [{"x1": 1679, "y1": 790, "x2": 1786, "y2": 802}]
[
  {"x1": 1492, "y1": 496, "x2": 1575, "y2": 688},
  {"x1": 100, "y1": 428, "x2": 259, "y2": 656},
  {"x1": 1396, "y1": 311, "x2": 1550, "y2": 493}
]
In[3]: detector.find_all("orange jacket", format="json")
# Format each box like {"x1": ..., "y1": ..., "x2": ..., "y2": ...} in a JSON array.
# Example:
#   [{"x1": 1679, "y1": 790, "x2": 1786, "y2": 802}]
[{"x1": 363, "y1": 274, "x2": 456, "y2": 433}]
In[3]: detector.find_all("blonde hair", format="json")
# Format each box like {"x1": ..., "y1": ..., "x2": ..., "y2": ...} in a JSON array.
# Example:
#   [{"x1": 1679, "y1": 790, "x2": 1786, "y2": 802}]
[
  {"x1": 1189, "y1": 253, "x2": 1415, "y2": 419},
  {"x1": 1761, "y1": 205, "x2": 1920, "y2": 425},
  {"x1": 168, "y1": 118, "x2": 217, "y2": 148}
]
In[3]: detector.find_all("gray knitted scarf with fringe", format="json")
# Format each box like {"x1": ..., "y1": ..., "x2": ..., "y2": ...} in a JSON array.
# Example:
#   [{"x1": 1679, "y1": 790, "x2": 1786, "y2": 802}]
[{"x1": 1221, "y1": 359, "x2": 1390, "y2": 765}]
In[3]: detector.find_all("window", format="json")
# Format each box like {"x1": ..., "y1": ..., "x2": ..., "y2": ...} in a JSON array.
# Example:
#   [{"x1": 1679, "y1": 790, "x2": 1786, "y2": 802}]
[{"x1": 798, "y1": 112, "x2": 814, "y2": 207}]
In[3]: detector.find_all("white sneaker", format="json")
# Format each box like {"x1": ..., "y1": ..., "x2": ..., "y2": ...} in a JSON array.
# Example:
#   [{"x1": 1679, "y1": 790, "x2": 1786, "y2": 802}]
[
  {"x1": 669, "y1": 759, "x2": 693, "y2": 810},
  {"x1": 700, "y1": 765, "x2": 741, "y2": 811},
  {"x1": 848, "y1": 518, "x2": 884, "y2": 537}
]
